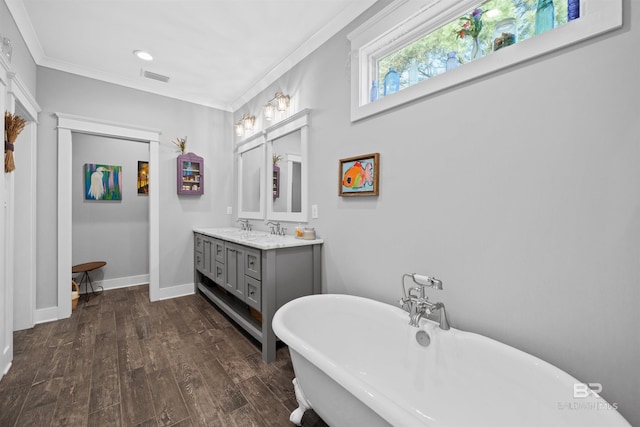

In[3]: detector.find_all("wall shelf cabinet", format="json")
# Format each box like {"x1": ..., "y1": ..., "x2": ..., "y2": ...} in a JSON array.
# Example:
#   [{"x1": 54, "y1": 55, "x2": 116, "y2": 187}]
[{"x1": 177, "y1": 152, "x2": 203, "y2": 195}]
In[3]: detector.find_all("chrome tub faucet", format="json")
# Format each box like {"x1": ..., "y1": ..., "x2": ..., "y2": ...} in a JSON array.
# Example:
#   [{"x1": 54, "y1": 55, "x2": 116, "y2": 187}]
[{"x1": 399, "y1": 273, "x2": 450, "y2": 330}]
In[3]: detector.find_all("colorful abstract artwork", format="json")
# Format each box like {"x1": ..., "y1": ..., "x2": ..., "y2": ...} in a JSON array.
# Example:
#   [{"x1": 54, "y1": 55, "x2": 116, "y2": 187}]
[
  {"x1": 339, "y1": 153, "x2": 380, "y2": 197},
  {"x1": 137, "y1": 161, "x2": 149, "y2": 195},
  {"x1": 84, "y1": 163, "x2": 122, "y2": 200}
]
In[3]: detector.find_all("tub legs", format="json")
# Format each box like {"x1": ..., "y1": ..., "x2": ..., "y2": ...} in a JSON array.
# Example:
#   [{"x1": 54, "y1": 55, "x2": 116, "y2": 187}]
[{"x1": 290, "y1": 377, "x2": 311, "y2": 426}]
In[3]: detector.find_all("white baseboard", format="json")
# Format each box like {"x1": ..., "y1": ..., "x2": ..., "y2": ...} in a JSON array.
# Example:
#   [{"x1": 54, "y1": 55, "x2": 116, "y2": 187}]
[
  {"x1": 78, "y1": 274, "x2": 150, "y2": 294},
  {"x1": 35, "y1": 279, "x2": 192, "y2": 324},
  {"x1": 2, "y1": 361, "x2": 12, "y2": 377},
  {"x1": 157, "y1": 283, "x2": 195, "y2": 301},
  {"x1": 35, "y1": 306, "x2": 59, "y2": 324}
]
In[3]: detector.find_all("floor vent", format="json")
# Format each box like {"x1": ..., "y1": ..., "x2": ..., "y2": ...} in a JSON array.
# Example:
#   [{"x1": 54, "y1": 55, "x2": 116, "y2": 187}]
[{"x1": 141, "y1": 69, "x2": 170, "y2": 83}]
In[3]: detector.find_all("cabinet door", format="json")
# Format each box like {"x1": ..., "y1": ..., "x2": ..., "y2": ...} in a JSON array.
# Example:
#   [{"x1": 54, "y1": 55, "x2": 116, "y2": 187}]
[
  {"x1": 232, "y1": 246, "x2": 246, "y2": 299},
  {"x1": 195, "y1": 251, "x2": 204, "y2": 272},
  {"x1": 195, "y1": 234, "x2": 204, "y2": 253},
  {"x1": 244, "y1": 247, "x2": 261, "y2": 281},
  {"x1": 214, "y1": 261, "x2": 225, "y2": 285},
  {"x1": 245, "y1": 276, "x2": 261, "y2": 311},
  {"x1": 224, "y1": 243, "x2": 245, "y2": 299},
  {"x1": 203, "y1": 239, "x2": 213, "y2": 277},
  {"x1": 213, "y1": 239, "x2": 225, "y2": 263},
  {"x1": 224, "y1": 244, "x2": 237, "y2": 293}
]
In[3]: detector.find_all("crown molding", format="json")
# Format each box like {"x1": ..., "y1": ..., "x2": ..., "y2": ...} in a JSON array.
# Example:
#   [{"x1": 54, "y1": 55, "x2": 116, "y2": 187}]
[
  {"x1": 7, "y1": 0, "x2": 376, "y2": 113},
  {"x1": 4, "y1": 0, "x2": 45, "y2": 63},
  {"x1": 229, "y1": 0, "x2": 377, "y2": 112}
]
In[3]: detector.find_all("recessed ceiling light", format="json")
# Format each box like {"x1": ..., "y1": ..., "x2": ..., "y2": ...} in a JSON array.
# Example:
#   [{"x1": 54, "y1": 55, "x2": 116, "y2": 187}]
[{"x1": 133, "y1": 50, "x2": 153, "y2": 61}]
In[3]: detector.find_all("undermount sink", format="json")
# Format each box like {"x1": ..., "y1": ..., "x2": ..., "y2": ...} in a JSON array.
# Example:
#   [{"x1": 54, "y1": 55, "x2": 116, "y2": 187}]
[{"x1": 241, "y1": 232, "x2": 271, "y2": 240}]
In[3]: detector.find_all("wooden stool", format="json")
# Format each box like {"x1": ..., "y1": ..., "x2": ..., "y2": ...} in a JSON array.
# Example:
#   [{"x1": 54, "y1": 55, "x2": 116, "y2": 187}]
[{"x1": 72, "y1": 261, "x2": 106, "y2": 301}]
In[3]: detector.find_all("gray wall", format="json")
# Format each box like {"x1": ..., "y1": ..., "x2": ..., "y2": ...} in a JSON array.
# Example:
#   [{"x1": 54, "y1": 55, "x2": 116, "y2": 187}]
[
  {"x1": 72, "y1": 134, "x2": 149, "y2": 280},
  {"x1": 36, "y1": 67, "x2": 233, "y2": 308},
  {"x1": 0, "y1": 0, "x2": 36, "y2": 95},
  {"x1": 235, "y1": 0, "x2": 640, "y2": 424}
]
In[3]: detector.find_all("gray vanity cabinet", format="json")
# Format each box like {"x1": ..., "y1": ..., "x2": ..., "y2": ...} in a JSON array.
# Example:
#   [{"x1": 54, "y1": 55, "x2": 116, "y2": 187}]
[{"x1": 193, "y1": 230, "x2": 322, "y2": 362}]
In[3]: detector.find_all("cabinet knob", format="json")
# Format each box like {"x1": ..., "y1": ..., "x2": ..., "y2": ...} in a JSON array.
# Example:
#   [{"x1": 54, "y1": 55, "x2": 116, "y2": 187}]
[{"x1": 250, "y1": 291, "x2": 255, "y2": 296}]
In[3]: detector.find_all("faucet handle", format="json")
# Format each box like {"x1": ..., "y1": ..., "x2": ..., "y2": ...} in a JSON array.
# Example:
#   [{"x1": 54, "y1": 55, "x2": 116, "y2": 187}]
[
  {"x1": 413, "y1": 274, "x2": 443, "y2": 290},
  {"x1": 430, "y1": 278, "x2": 443, "y2": 290}
]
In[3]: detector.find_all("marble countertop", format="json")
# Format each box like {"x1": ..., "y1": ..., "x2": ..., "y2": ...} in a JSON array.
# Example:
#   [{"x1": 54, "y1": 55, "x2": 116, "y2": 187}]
[{"x1": 193, "y1": 227, "x2": 323, "y2": 250}]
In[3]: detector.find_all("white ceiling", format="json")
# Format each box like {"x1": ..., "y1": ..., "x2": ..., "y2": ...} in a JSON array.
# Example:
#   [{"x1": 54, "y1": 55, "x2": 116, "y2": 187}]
[{"x1": 6, "y1": 0, "x2": 376, "y2": 111}]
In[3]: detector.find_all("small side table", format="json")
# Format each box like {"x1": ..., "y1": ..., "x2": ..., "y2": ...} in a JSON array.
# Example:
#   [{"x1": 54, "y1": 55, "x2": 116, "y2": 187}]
[{"x1": 72, "y1": 261, "x2": 106, "y2": 301}]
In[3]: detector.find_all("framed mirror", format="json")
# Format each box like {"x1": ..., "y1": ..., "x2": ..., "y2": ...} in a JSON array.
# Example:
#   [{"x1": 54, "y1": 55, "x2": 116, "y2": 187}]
[
  {"x1": 237, "y1": 133, "x2": 266, "y2": 219},
  {"x1": 265, "y1": 109, "x2": 310, "y2": 222}
]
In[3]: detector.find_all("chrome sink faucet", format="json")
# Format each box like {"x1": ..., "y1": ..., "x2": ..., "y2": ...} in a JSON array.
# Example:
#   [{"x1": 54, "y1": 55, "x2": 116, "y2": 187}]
[
  {"x1": 236, "y1": 219, "x2": 251, "y2": 231},
  {"x1": 399, "y1": 273, "x2": 450, "y2": 330},
  {"x1": 265, "y1": 221, "x2": 287, "y2": 236}
]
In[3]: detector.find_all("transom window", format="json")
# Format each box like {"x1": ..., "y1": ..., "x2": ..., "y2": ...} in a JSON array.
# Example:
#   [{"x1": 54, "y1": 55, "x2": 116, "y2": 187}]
[
  {"x1": 348, "y1": 0, "x2": 621, "y2": 122},
  {"x1": 374, "y1": 0, "x2": 571, "y2": 99}
]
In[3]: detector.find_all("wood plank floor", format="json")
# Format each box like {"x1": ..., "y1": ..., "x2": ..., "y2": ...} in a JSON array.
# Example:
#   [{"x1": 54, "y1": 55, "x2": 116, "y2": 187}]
[{"x1": 0, "y1": 285, "x2": 328, "y2": 427}]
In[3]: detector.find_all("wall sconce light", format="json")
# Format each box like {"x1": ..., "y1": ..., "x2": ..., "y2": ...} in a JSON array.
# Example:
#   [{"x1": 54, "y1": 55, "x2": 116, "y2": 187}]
[
  {"x1": 234, "y1": 120, "x2": 244, "y2": 136},
  {"x1": 235, "y1": 113, "x2": 255, "y2": 137},
  {"x1": 243, "y1": 113, "x2": 255, "y2": 130},
  {"x1": 1, "y1": 37, "x2": 12, "y2": 63},
  {"x1": 264, "y1": 92, "x2": 290, "y2": 121}
]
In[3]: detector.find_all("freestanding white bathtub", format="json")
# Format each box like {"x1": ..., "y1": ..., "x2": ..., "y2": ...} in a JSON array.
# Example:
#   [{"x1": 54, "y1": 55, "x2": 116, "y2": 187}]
[{"x1": 272, "y1": 294, "x2": 629, "y2": 427}]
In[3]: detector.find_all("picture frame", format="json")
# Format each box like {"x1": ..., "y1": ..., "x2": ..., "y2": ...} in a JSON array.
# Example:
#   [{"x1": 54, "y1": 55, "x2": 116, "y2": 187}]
[
  {"x1": 137, "y1": 161, "x2": 149, "y2": 194},
  {"x1": 84, "y1": 163, "x2": 122, "y2": 201},
  {"x1": 338, "y1": 153, "x2": 379, "y2": 197}
]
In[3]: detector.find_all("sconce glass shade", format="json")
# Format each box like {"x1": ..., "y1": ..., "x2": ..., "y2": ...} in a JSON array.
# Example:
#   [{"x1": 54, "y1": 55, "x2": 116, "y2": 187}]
[
  {"x1": 275, "y1": 92, "x2": 290, "y2": 111},
  {"x1": 1, "y1": 37, "x2": 12, "y2": 63},
  {"x1": 243, "y1": 114, "x2": 255, "y2": 131},
  {"x1": 235, "y1": 121, "x2": 244, "y2": 136},
  {"x1": 264, "y1": 103, "x2": 275, "y2": 121}
]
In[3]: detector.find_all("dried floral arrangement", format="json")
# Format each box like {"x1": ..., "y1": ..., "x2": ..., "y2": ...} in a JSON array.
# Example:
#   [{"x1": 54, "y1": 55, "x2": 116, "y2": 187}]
[
  {"x1": 5, "y1": 111, "x2": 26, "y2": 173},
  {"x1": 172, "y1": 136, "x2": 187, "y2": 154}
]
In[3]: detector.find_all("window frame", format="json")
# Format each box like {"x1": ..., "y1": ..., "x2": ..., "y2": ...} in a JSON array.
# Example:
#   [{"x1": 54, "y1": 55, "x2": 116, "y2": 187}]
[{"x1": 347, "y1": 0, "x2": 622, "y2": 122}]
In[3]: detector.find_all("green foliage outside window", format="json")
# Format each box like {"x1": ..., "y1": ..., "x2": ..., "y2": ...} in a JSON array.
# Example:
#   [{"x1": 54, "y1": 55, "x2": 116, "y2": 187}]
[{"x1": 376, "y1": 0, "x2": 569, "y2": 97}]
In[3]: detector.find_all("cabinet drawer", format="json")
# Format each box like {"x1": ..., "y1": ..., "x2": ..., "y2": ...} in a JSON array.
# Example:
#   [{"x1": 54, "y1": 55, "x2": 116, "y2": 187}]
[
  {"x1": 244, "y1": 248, "x2": 261, "y2": 281},
  {"x1": 195, "y1": 233, "x2": 204, "y2": 253},
  {"x1": 213, "y1": 261, "x2": 225, "y2": 286},
  {"x1": 195, "y1": 251, "x2": 204, "y2": 271},
  {"x1": 245, "y1": 276, "x2": 261, "y2": 311},
  {"x1": 213, "y1": 239, "x2": 225, "y2": 263}
]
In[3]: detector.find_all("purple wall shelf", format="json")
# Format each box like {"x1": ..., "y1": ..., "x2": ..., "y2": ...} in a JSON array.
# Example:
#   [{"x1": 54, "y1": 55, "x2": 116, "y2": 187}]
[{"x1": 177, "y1": 152, "x2": 204, "y2": 195}]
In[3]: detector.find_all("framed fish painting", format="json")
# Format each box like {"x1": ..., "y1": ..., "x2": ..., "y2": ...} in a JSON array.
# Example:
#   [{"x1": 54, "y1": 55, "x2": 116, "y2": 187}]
[
  {"x1": 338, "y1": 153, "x2": 380, "y2": 197},
  {"x1": 84, "y1": 163, "x2": 122, "y2": 200}
]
